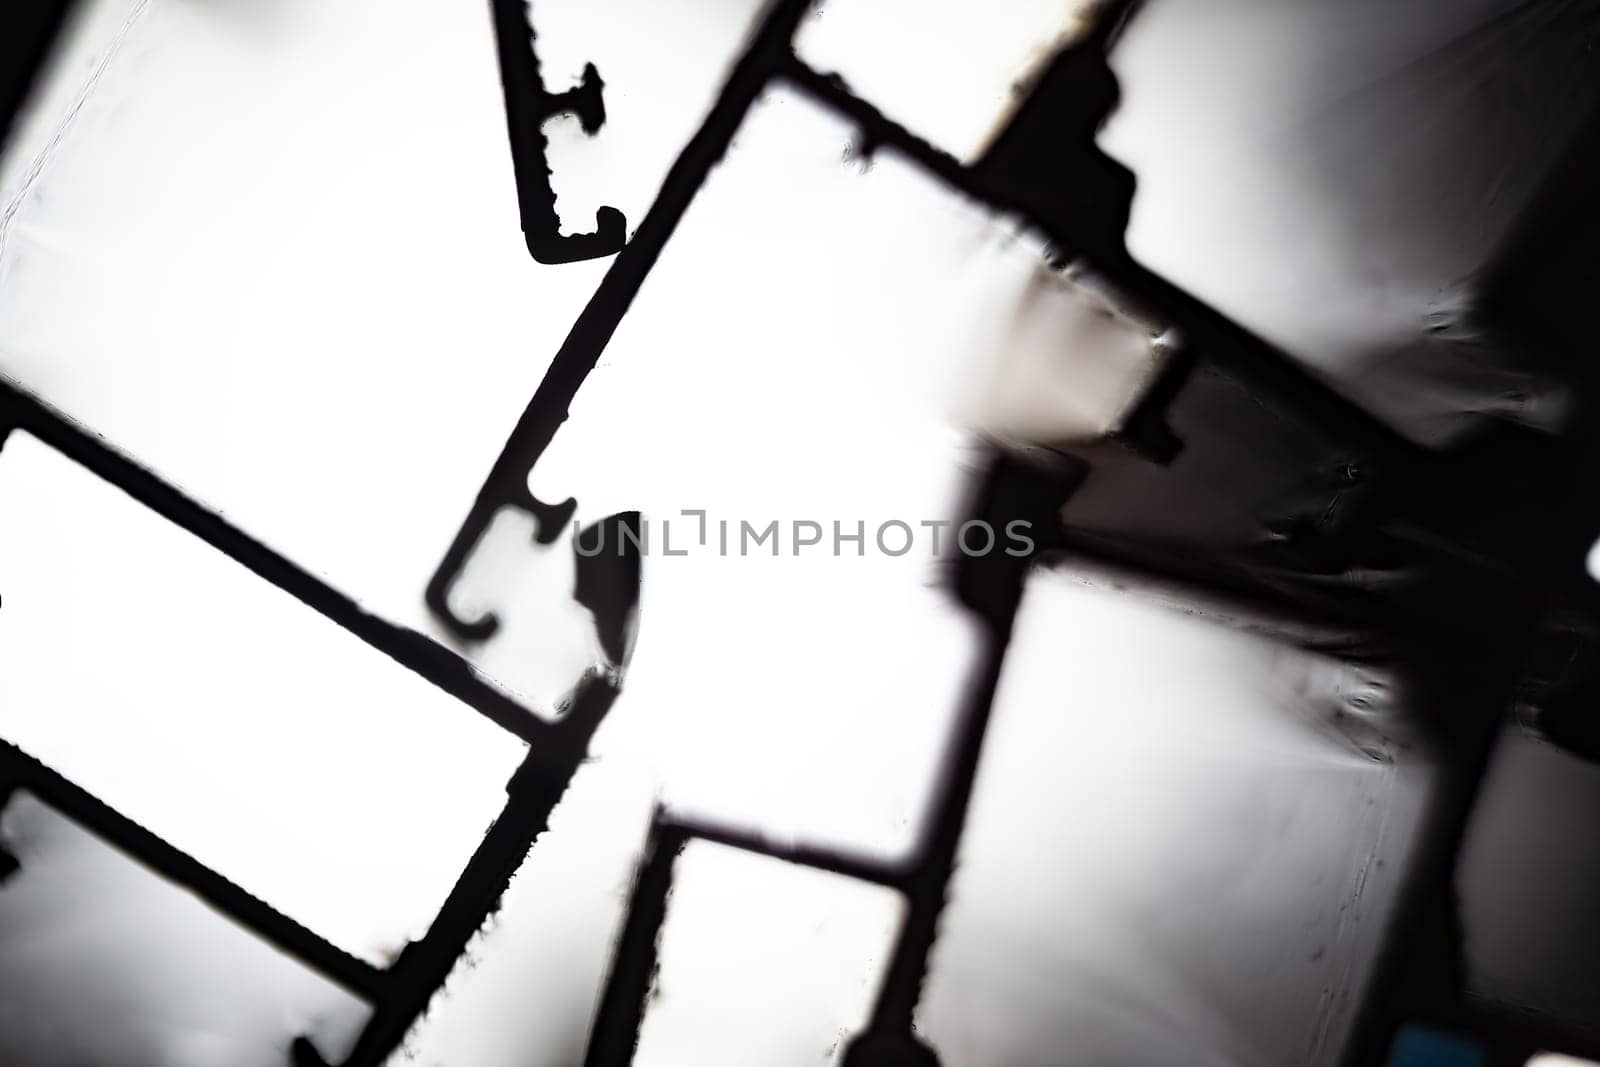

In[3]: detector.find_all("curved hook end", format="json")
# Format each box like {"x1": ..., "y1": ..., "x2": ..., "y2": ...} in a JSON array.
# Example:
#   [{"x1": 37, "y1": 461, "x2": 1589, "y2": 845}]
[{"x1": 526, "y1": 206, "x2": 627, "y2": 264}]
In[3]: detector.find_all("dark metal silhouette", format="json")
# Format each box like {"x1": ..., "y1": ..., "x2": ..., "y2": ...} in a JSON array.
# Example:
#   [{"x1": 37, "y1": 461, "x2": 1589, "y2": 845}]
[
  {"x1": 426, "y1": 0, "x2": 629, "y2": 640},
  {"x1": 489, "y1": 0, "x2": 626, "y2": 265},
  {"x1": 4, "y1": 0, "x2": 1600, "y2": 1063}
]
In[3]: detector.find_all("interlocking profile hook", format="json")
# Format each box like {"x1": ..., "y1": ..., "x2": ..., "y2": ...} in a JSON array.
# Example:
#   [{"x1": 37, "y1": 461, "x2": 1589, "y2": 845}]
[
  {"x1": 425, "y1": 486, "x2": 577, "y2": 642},
  {"x1": 488, "y1": 0, "x2": 627, "y2": 264}
]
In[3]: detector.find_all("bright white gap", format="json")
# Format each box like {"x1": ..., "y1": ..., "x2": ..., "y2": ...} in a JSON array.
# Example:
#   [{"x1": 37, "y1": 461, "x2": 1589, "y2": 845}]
[
  {"x1": 0, "y1": 431, "x2": 526, "y2": 962},
  {"x1": 632, "y1": 842, "x2": 902, "y2": 1067},
  {"x1": 917, "y1": 569, "x2": 1428, "y2": 1067}
]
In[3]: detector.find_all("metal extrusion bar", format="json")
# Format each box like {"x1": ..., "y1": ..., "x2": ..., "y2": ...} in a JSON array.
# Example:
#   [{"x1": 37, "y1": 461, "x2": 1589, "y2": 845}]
[
  {"x1": 304, "y1": 677, "x2": 620, "y2": 1067},
  {"x1": 0, "y1": 382, "x2": 547, "y2": 747},
  {"x1": 0, "y1": 742, "x2": 386, "y2": 1002},
  {"x1": 425, "y1": 0, "x2": 818, "y2": 640}
]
